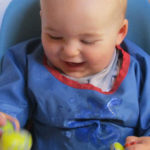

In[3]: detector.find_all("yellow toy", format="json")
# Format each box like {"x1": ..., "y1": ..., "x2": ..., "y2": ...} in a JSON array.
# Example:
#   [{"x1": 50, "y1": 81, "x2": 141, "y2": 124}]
[
  {"x1": 0, "y1": 116, "x2": 32, "y2": 150},
  {"x1": 110, "y1": 142, "x2": 125, "y2": 150}
]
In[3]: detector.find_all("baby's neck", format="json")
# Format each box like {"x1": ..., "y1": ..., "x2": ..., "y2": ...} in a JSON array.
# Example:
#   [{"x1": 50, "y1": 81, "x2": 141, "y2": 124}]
[{"x1": 62, "y1": 49, "x2": 121, "y2": 92}]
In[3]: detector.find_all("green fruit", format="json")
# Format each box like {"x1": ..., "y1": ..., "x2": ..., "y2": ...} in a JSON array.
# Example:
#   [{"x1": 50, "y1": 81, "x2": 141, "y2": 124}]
[{"x1": 0, "y1": 130, "x2": 32, "y2": 150}]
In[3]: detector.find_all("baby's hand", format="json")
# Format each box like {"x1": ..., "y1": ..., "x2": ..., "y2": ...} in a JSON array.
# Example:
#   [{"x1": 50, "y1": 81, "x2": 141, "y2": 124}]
[
  {"x1": 0, "y1": 112, "x2": 32, "y2": 150},
  {"x1": 125, "y1": 136, "x2": 150, "y2": 150},
  {"x1": 0, "y1": 112, "x2": 20, "y2": 136}
]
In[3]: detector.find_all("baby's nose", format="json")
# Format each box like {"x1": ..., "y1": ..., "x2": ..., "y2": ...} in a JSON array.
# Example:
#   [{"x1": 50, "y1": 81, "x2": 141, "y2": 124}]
[{"x1": 62, "y1": 41, "x2": 80, "y2": 57}]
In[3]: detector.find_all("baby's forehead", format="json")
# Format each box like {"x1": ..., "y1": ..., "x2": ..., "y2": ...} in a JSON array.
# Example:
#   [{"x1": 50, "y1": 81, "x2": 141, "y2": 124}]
[{"x1": 41, "y1": 0, "x2": 127, "y2": 16}]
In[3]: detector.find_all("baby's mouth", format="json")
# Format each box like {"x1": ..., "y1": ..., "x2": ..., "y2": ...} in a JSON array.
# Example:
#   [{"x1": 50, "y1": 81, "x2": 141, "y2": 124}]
[{"x1": 64, "y1": 61, "x2": 85, "y2": 67}]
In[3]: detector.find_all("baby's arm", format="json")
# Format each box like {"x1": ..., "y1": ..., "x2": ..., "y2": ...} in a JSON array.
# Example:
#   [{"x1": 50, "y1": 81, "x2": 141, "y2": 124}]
[
  {"x1": 124, "y1": 49, "x2": 150, "y2": 150},
  {"x1": 125, "y1": 136, "x2": 150, "y2": 150}
]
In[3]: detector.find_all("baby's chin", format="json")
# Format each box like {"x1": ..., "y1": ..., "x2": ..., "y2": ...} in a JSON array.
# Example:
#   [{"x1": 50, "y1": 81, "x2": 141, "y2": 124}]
[
  {"x1": 64, "y1": 70, "x2": 96, "y2": 79},
  {"x1": 65, "y1": 72, "x2": 87, "y2": 79}
]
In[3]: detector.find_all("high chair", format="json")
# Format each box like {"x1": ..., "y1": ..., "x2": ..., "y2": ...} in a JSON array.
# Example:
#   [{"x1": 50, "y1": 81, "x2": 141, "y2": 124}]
[{"x1": 0, "y1": 0, "x2": 41, "y2": 62}]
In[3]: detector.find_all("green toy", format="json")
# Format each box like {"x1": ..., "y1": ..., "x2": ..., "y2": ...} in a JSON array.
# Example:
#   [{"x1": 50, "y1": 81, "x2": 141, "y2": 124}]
[
  {"x1": 0, "y1": 120, "x2": 32, "y2": 150},
  {"x1": 110, "y1": 142, "x2": 125, "y2": 150}
]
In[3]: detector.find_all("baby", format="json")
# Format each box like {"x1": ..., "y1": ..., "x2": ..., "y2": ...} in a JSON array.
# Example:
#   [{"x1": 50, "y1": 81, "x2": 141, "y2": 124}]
[{"x1": 0, "y1": 0, "x2": 150, "y2": 149}]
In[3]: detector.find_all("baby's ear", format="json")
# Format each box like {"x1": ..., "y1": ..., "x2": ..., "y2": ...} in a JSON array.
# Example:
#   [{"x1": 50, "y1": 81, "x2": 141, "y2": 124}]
[{"x1": 116, "y1": 19, "x2": 128, "y2": 45}]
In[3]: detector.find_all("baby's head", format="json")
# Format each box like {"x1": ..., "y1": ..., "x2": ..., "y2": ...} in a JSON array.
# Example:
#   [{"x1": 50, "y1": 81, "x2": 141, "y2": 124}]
[{"x1": 40, "y1": 0, "x2": 128, "y2": 78}]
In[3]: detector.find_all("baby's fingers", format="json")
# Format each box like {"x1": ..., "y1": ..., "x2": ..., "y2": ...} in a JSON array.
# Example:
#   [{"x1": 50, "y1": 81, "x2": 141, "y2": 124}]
[
  {"x1": 0, "y1": 112, "x2": 7, "y2": 136},
  {"x1": 125, "y1": 136, "x2": 150, "y2": 150},
  {"x1": 0, "y1": 112, "x2": 7, "y2": 126},
  {"x1": 0, "y1": 112, "x2": 20, "y2": 131},
  {"x1": 125, "y1": 136, "x2": 139, "y2": 145},
  {"x1": 126, "y1": 144, "x2": 146, "y2": 150}
]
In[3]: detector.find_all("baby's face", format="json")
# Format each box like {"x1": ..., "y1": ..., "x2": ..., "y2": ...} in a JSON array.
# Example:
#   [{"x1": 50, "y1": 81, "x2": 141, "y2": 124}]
[{"x1": 41, "y1": 0, "x2": 128, "y2": 78}]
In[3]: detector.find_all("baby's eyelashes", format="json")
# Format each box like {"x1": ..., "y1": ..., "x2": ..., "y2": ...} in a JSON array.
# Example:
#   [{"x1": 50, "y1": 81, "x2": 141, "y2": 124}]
[
  {"x1": 80, "y1": 39, "x2": 98, "y2": 45},
  {"x1": 48, "y1": 34, "x2": 101, "y2": 45},
  {"x1": 49, "y1": 35, "x2": 63, "y2": 40}
]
